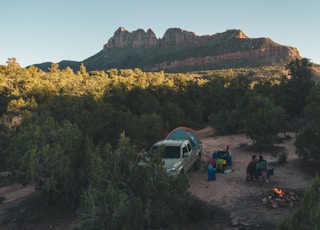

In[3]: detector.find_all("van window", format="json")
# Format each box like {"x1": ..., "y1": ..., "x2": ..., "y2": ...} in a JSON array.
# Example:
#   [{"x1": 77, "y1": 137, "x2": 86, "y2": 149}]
[
  {"x1": 183, "y1": 145, "x2": 188, "y2": 154},
  {"x1": 187, "y1": 143, "x2": 192, "y2": 152}
]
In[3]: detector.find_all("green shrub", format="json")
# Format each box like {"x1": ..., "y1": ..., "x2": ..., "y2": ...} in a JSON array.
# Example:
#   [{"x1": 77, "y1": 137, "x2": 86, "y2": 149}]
[{"x1": 277, "y1": 176, "x2": 320, "y2": 229}]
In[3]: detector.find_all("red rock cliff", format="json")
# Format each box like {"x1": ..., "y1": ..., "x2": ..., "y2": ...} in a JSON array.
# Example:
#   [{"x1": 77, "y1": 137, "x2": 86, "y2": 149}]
[{"x1": 99, "y1": 27, "x2": 300, "y2": 72}]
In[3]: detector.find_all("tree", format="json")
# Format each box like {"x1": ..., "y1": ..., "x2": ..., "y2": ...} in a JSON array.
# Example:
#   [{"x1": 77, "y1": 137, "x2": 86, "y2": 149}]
[
  {"x1": 79, "y1": 63, "x2": 88, "y2": 77},
  {"x1": 295, "y1": 85, "x2": 320, "y2": 160},
  {"x1": 277, "y1": 58, "x2": 314, "y2": 117},
  {"x1": 4, "y1": 96, "x2": 38, "y2": 127},
  {"x1": 79, "y1": 134, "x2": 189, "y2": 229},
  {"x1": 161, "y1": 102, "x2": 185, "y2": 128},
  {"x1": 202, "y1": 77, "x2": 228, "y2": 118},
  {"x1": 125, "y1": 88, "x2": 160, "y2": 116},
  {"x1": 208, "y1": 109, "x2": 243, "y2": 135},
  {"x1": 48, "y1": 63, "x2": 59, "y2": 73},
  {"x1": 127, "y1": 113, "x2": 168, "y2": 149},
  {"x1": 6, "y1": 117, "x2": 90, "y2": 209},
  {"x1": 6, "y1": 57, "x2": 20, "y2": 75},
  {"x1": 244, "y1": 94, "x2": 285, "y2": 149}
]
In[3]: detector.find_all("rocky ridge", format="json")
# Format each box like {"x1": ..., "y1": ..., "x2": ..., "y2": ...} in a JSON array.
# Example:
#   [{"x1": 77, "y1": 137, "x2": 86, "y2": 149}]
[
  {"x1": 33, "y1": 27, "x2": 301, "y2": 72},
  {"x1": 104, "y1": 27, "x2": 249, "y2": 49},
  {"x1": 83, "y1": 27, "x2": 300, "y2": 72}
]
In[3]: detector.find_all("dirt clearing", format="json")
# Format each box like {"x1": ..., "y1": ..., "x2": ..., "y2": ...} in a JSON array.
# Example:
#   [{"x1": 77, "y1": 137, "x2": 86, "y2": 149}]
[{"x1": 188, "y1": 127, "x2": 316, "y2": 229}]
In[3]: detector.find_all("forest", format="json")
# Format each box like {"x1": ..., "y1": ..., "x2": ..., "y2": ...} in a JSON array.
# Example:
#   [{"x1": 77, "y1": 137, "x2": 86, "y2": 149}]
[{"x1": 0, "y1": 57, "x2": 319, "y2": 229}]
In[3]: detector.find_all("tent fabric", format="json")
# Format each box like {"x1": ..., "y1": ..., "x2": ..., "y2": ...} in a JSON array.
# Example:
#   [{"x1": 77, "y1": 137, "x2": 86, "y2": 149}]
[{"x1": 165, "y1": 126, "x2": 201, "y2": 150}]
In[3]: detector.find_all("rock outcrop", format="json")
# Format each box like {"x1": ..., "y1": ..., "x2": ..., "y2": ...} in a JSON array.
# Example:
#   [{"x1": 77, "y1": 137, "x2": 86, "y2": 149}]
[
  {"x1": 91, "y1": 27, "x2": 300, "y2": 72},
  {"x1": 34, "y1": 27, "x2": 301, "y2": 72},
  {"x1": 104, "y1": 27, "x2": 158, "y2": 49},
  {"x1": 147, "y1": 46, "x2": 299, "y2": 72},
  {"x1": 104, "y1": 27, "x2": 249, "y2": 49}
]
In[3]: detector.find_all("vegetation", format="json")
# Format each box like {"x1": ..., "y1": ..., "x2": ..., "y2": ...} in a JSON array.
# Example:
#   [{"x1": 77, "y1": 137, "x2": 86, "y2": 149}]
[
  {"x1": 278, "y1": 176, "x2": 320, "y2": 230},
  {"x1": 0, "y1": 57, "x2": 319, "y2": 228},
  {"x1": 295, "y1": 85, "x2": 320, "y2": 160},
  {"x1": 244, "y1": 94, "x2": 286, "y2": 149},
  {"x1": 79, "y1": 134, "x2": 190, "y2": 229}
]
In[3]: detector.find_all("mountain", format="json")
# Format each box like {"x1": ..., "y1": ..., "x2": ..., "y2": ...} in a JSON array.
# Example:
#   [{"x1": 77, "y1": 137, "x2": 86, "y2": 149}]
[{"x1": 34, "y1": 27, "x2": 301, "y2": 72}]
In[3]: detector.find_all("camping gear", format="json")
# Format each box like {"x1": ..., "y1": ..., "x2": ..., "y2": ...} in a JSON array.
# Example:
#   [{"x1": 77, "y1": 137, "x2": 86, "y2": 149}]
[
  {"x1": 213, "y1": 149, "x2": 232, "y2": 167},
  {"x1": 217, "y1": 150, "x2": 229, "y2": 160},
  {"x1": 213, "y1": 151, "x2": 219, "y2": 159},
  {"x1": 207, "y1": 164, "x2": 216, "y2": 181},
  {"x1": 215, "y1": 158, "x2": 225, "y2": 172},
  {"x1": 209, "y1": 158, "x2": 216, "y2": 167},
  {"x1": 227, "y1": 154, "x2": 232, "y2": 166}
]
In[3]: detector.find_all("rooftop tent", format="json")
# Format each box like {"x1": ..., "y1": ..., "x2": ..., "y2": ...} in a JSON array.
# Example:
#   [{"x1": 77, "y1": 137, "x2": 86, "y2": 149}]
[{"x1": 165, "y1": 126, "x2": 201, "y2": 149}]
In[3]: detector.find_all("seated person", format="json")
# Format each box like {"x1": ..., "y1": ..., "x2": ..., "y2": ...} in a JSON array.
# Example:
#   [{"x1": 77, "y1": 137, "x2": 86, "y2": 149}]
[
  {"x1": 246, "y1": 155, "x2": 257, "y2": 181},
  {"x1": 256, "y1": 155, "x2": 268, "y2": 183}
]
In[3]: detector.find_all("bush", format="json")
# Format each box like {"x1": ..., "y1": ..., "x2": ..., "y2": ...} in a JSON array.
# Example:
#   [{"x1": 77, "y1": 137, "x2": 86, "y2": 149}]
[
  {"x1": 79, "y1": 134, "x2": 190, "y2": 229},
  {"x1": 208, "y1": 109, "x2": 243, "y2": 135},
  {"x1": 277, "y1": 176, "x2": 320, "y2": 229}
]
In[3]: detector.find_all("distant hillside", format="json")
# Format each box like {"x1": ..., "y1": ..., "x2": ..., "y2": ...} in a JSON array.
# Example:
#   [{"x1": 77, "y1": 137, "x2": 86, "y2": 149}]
[{"x1": 34, "y1": 27, "x2": 301, "y2": 72}]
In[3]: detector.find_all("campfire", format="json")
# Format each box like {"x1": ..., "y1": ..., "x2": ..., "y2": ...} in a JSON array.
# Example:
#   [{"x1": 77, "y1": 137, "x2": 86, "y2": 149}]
[
  {"x1": 260, "y1": 187, "x2": 302, "y2": 209},
  {"x1": 273, "y1": 187, "x2": 285, "y2": 197}
]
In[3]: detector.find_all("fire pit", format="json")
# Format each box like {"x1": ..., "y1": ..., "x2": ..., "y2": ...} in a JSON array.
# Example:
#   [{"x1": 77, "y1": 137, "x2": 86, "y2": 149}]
[{"x1": 260, "y1": 187, "x2": 303, "y2": 209}]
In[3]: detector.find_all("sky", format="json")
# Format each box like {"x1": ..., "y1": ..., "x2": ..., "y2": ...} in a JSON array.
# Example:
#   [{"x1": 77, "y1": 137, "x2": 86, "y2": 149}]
[{"x1": 1, "y1": 0, "x2": 319, "y2": 67}]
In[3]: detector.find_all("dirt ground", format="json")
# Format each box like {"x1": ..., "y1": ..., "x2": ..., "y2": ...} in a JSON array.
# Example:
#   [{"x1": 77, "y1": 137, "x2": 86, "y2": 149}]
[
  {"x1": 189, "y1": 127, "x2": 316, "y2": 229},
  {"x1": 0, "y1": 126, "x2": 318, "y2": 229}
]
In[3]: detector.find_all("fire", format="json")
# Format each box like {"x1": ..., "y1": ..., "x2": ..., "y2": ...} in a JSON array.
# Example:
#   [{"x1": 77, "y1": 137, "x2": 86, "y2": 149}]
[{"x1": 273, "y1": 187, "x2": 285, "y2": 197}]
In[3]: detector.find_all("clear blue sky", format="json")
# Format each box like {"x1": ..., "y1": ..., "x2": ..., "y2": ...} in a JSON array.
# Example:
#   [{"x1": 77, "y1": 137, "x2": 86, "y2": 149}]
[{"x1": 1, "y1": 0, "x2": 319, "y2": 67}]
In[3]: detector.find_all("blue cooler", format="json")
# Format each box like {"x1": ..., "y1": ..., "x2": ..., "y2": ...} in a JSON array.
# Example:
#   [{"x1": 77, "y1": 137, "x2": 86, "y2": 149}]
[
  {"x1": 208, "y1": 164, "x2": 216, "y2": 181},
  {"x1": 212, "y1": 151, "x2": 219, "y2": 159}
]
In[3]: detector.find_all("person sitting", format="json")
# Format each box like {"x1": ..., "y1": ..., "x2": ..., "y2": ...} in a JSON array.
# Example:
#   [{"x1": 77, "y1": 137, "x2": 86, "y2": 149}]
[
  {"x1": 256, "y1": 155, "x2": 268, "y2": 184},
  {"x1": 246, "y1": 155, "x2": 257, "y2": 181}
]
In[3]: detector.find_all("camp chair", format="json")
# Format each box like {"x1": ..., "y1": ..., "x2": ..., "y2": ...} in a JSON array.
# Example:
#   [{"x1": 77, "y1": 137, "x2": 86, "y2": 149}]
[{"x1": 267, "y1": 168, "x2": 274, "y2": 183}]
